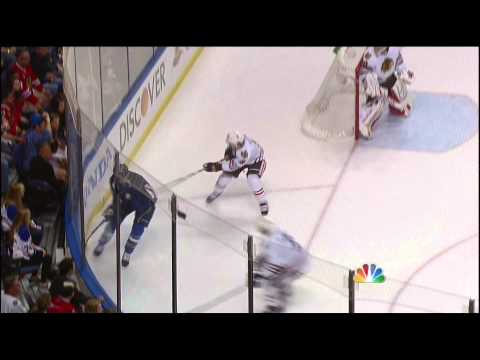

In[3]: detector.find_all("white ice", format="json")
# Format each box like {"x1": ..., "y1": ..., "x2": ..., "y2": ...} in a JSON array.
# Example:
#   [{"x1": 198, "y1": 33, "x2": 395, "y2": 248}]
[{"x1": 86, "y1": 47, "x2": 478, "y2": 313}]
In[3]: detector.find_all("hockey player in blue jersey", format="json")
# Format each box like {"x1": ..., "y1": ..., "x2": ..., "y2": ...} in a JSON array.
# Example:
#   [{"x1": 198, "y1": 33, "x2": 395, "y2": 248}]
[{"x1": 93, "y1": 163, "x2": 157, "y2": 267}]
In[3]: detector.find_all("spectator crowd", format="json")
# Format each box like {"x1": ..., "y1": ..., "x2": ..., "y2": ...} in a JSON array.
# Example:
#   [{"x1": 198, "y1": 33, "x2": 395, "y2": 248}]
[{"x1": 1, "y1": 47, "x2": 105, "y2": 313}]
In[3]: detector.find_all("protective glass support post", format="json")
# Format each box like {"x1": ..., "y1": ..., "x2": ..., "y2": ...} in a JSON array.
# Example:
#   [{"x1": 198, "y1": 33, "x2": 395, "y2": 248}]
[
  {"x1": 354, "y1": 63, "x2": 361, "y2": 140},
  {"x1": 468, "y1": 299, "x2": 475, "y2": 313},
  {"x1": 114, "y1": 152, "x2": 122, "y2": 313},
  {"x1": 126, "y1": 47, "x2": 130, "y2": 88},
  {"x1": 170, "y1": 193, "x2": 178, "y2": 313},
  {"x1": 98, "y1": 47, "x2": 104, "y2": 129},
  {"x1": 76, "y1": 107, "x2": 86, "y2": 271},
  {"x1": 73, "y1": 47, "x2": 78, "y2": 99},
  {"x1": 348, "y1": 269, "x2": 355, "y2": 313},
  {"x1": 247, "y1": 235, "x2": 254, "y2": 313}
]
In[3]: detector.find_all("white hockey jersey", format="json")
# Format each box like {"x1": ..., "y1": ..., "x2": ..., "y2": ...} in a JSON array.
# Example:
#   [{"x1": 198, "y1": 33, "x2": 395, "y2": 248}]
[
  {"x1": 360, "y1": 47, "x2": 407, "y2": 85},
  {"x1": 1, "y1": 205, "x2": 13, "y2": 232},
  {"x1": 12, "y1": 231, "x2": 44, "y2": 260},
  {"x1": 260, "y1": 230, "x2": 309, "y2": 273},
  {"x1": 1, "y1": 291, "x2": 29, "y2": 313},
  {"x1": 221, "y1": 136, "x2": 264, "y2": 172}
]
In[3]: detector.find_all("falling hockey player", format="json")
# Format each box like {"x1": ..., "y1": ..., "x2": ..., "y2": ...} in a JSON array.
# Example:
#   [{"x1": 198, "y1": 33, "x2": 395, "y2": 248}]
[
  {"x1": 93, "y1": 163, "x2": 157, "y2": 267},
  {"x1": 359, "y1": 47, "x2": 415, "y2": 139},
  {"x1": 203, "y1": 131, "x2": 269, "y2": 216},
  {"x1": 253, "y1": 217, "x2": 309, "y2": 313}
]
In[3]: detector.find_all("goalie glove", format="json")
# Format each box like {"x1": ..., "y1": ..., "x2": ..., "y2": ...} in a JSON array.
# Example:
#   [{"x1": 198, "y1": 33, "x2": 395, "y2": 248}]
[
  {"x1": 396, "y1": 69, "x2": 415, "y2": 85},
  {"x1": 203, "y1": 162, "x2": 222, "y2": 172}
]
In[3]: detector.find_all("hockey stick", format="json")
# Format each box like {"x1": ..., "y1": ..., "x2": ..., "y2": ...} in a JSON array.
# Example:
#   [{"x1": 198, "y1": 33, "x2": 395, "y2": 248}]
[
  {"x1": 160, "y1": 157, "x2": 225, "y2": 190},
  {"x1": 85, "y1": 168, "x2": 205, "y2": 243},
  {"x1": 85, "y1": 169, "x2": 203, "y2": 239},
  {"x1": 154, "y1": 168, "x2": 205, "y2": 221},
  {"x1": 86, "y1": 218, "x2": 107, "y2": 244},
  {"x1": 162, "y1": 159, "x2": 227, "y2": 220},
  {"x1": 164, "y1": 168, "x2": 205, "y2": 189}
]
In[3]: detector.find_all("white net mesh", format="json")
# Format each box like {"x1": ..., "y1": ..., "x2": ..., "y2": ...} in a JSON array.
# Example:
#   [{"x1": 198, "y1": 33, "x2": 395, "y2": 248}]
[{"x1": 301, "y1": 47, "x2": 366, "y2": 140}]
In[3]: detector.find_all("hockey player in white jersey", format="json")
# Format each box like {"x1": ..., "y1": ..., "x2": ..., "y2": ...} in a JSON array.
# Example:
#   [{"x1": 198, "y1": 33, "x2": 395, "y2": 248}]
[
  {"x1": 203, "y1": 131, "x2": 269, "y2": 216},
  {"x1": 253, "y1": 218, "x2": 309, "y2": 313},
  {"x1": 359, "y1": 47, "x2": 415, "y2": 139}
]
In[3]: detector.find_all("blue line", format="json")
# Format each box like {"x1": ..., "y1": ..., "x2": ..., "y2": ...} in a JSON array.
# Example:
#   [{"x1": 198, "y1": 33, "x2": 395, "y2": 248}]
[{"x1": 82, "y1": 47, "x2": 167, "y2": 169}]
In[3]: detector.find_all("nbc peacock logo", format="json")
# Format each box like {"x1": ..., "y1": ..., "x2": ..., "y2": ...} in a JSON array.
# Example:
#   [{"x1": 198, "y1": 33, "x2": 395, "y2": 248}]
[{"x1": 354, "y1": 264, "x2": 385, "y2": 284}]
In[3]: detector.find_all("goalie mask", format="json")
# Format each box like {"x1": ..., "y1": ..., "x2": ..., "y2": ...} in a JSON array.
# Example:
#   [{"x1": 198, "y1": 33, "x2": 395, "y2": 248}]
[
  {"x1": 226, "y1": 131, "x2": 245, "y2": 151},
  {"x1": 374, "y1": 47, "x2": 389, "y2": 56}
]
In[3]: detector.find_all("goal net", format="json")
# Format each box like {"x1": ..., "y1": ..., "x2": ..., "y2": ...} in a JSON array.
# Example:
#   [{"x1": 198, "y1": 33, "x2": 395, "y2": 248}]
[{"x1": 301, "y1": 47, "x2": 366, "y2": 140}]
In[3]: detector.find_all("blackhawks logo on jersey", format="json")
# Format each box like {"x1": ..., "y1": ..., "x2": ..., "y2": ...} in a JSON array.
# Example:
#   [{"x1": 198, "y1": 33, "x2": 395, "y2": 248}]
[{"x1": 381, "y1": 58, "x2": 394, "y2": 73}]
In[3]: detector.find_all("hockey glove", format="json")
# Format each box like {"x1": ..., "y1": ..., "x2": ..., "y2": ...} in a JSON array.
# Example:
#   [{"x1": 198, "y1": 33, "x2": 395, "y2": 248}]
[
  {"x1": 102, "y1": 206, "x2": 114, "y2": 220},
  {"x1": 252, "y1": 272, "x2": 265, "y2": 288},
  {"x1": 203, "y1": 162, "x2": 222, "y2": 172},
  {"x1": 224, "y1": 146, "x2": 236, "y2": 161}
]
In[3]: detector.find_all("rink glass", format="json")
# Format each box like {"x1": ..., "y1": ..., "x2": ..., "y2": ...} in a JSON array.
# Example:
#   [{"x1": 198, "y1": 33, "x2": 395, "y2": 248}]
[{"x1": 63, "y1": 47, "x2": 478, "y2": 313}]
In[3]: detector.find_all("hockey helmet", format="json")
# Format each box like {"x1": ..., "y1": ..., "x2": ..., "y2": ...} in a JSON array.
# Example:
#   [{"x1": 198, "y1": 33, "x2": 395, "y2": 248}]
[
  {"x1": 114, "y1": 163, "x2": 128, "y2": 177},
  {"x1": 256, "y1": 216, "x2": 278, "y2": 236},
  {"x1": 226, "y1": 131, "x2": 245, "y2": 150},
  {"x1": 374, "y1": 47, "x2": 389, "y2": 55},
  {"x1": 112, "y1": 162, "x2": 129, "y2": 187}
]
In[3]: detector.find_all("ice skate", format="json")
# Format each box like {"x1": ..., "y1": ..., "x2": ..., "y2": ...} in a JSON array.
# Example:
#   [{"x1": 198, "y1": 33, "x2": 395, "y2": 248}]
[
  {"x1": 260, "y1": 201, "x2": 269, "y2": 216},
  {"x1": 122, "y1": 252, "x2": 131, "y2": 267},
  {"x1": 93, "y1": 243, "x2": 105, "y2": 256},
  {"x1": 263, "y1": 305, "x2": 285, "y2": 313},
  {"x1": 206, "y1": 192, "x2": 221, "y2": 204}
]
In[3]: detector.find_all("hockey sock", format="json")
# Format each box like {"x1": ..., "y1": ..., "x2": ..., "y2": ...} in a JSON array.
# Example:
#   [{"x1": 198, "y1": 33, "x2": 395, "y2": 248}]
[
  {"x1": 124, "y1": 223, "x2": 145, "y2": 254},
  {"x1": 124, "y1": 236, "x2": 139, "y2": 254},
  {"x1": 98, "y1": 225, "x2": 114, "y2": 246},
  {"x1": 247, "y1": 174, "x2": 268, "y2": 208},
  {"x1": 211, "y1": 173, "x2": 233, "y2": 196}
]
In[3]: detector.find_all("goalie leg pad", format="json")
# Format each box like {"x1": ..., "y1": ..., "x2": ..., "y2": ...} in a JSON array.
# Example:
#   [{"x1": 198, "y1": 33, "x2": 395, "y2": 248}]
[
  {"x1": 359, "y1": 98, "x2": 386, "y2": 139},
  {"x1": 362, "y1": 72, "x2": 383, "y2": 98},
  {"x1": 388, "y1": 79, "x2": 412, "y2": 117}
]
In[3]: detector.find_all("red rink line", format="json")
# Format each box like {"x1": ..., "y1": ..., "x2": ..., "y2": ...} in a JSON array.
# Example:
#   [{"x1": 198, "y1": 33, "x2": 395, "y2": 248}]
[
  {"x1": 306, "y1": 142, "x2": 357, "y2": 250},
  {"x1": 388, "y1": 233, "x2": 478, "y2": 313},
  {"x1": 185, "y1": 184, "x2": 335, "y2": 201}
]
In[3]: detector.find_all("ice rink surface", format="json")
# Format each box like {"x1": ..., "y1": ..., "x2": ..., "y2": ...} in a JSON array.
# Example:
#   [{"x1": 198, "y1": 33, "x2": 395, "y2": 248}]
[{"x1": 86, "y1": 47, "x2": 478, "y2": 313}]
